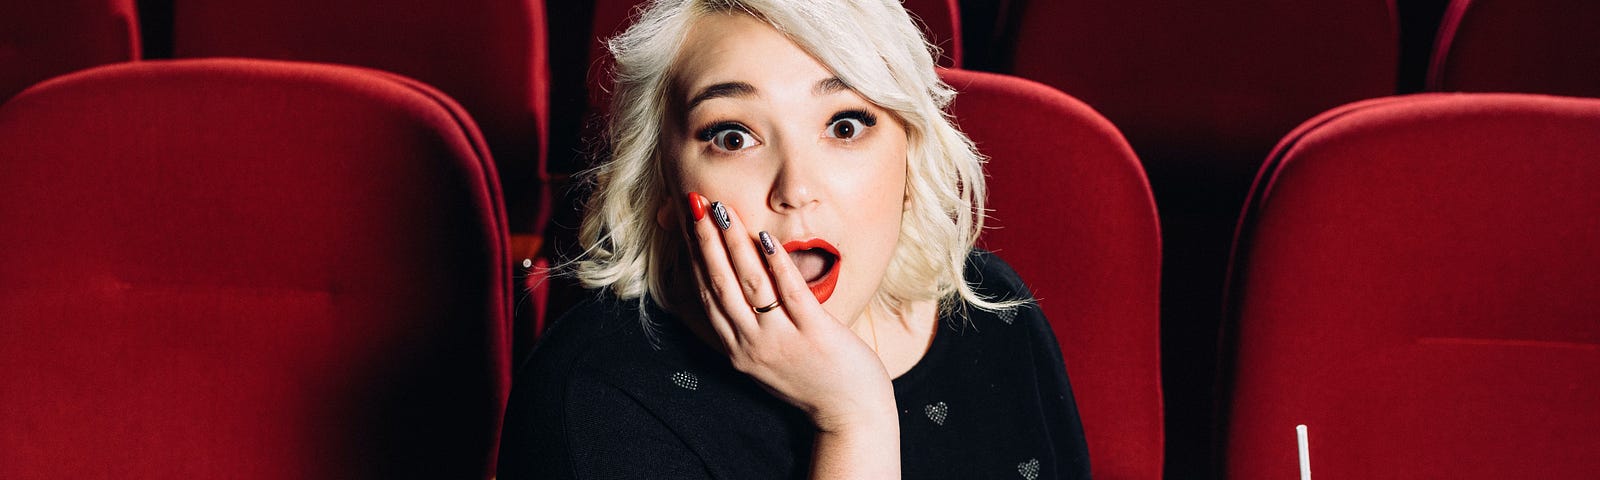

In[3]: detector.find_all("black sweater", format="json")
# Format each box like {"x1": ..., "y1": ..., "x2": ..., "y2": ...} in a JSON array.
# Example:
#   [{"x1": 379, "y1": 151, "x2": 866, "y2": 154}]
[{"x1": 498, "y1": 251, "x2": 1090, "y2": 479}]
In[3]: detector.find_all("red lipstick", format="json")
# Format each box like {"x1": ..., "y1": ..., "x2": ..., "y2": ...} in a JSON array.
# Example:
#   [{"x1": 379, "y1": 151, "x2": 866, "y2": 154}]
[{"x1": 782, "y1": 239, "x2": 840, "y2": 303}]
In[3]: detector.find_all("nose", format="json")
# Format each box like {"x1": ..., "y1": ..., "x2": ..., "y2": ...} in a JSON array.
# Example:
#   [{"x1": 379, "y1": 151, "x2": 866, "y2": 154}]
[{"x1": 767, "y1": 140, "x2": 822, "y2": 212}]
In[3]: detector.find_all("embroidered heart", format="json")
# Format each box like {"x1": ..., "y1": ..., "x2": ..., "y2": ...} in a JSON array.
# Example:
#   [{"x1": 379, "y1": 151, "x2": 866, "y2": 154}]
[
  {"x1": 924, "y1": 401, "x2": 948, "y2": 426},
  {"x1": 997, "y1": 308, "x2": 1017, "y2": 325},
  {"x1": 1017, "y1": 458, "x2": 1040, "y2": 480},
  {"x1": 670, "y1": 371, "x2": 699, "y2": 391}
]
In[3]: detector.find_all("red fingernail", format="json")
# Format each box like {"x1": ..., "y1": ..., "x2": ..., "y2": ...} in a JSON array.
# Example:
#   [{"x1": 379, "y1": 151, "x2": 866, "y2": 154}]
[{"x1": 687, "y1": 192, "x2": 708, "y2": 221}]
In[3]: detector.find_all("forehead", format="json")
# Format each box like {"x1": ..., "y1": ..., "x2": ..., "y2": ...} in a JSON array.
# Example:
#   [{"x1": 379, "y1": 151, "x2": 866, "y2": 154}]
[{"x1": 671, "y1": 12, "x2": 832, "y2": 99}]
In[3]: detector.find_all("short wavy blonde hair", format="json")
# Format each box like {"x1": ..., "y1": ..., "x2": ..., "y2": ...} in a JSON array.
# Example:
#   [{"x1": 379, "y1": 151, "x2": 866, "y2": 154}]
[{"x1": 574, "y1": 0, "x2": 1021, "y2": 323}]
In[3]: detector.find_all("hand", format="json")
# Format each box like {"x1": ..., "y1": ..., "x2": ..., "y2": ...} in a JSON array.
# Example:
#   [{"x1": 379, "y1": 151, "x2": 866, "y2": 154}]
[{"x1": 684, "y1": 193, "x2": 896, "y2": 432}]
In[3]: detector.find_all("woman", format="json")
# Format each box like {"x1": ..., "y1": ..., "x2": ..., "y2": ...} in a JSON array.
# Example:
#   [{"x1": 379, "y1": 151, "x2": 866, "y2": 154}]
[{"x1": 499, "y1": 1, "x2": 1089, "y2": 478}]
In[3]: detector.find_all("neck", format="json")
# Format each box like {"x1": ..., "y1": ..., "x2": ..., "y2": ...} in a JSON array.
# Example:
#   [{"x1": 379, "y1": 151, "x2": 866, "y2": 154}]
[{"x1": 852, "y1": 298, "x2": 939, "y2": 376}]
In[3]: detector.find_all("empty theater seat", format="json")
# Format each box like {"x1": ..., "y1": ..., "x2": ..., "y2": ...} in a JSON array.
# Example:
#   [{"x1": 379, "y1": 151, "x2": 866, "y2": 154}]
[
  {"x1": 0, "y1": 59, "x2": 511, "y2": 479},
  {"x1": 1006, "y1": 3, "x2": 1398, "y2": 473},
  {"x1": 944, "y1": 68, "x2": 1163, "y2": 480},
  {"x1": 1428, "y1": 0, "x2": 1600, "y2": 97},
  {"x1": 1223, "y1": 93, "x2": 1600, "y2": 479},
  {"x1": 0, "y1": 0, "x2": 140, "y2": 102},
  {"x1": 171, "y1": 0, "x2": 550, "y2": 236}
]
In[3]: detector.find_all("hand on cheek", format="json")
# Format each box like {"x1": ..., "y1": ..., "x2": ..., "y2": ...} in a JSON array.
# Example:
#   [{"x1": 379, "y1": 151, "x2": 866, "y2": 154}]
[{"x1": 682, "y1": 192, "x2": 897, "y2": 432}]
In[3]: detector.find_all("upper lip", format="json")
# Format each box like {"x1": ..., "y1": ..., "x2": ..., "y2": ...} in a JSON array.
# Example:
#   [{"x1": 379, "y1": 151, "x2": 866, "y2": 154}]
[{"x1": 781, "y1": 238, "x2": 839, "y2": 256}]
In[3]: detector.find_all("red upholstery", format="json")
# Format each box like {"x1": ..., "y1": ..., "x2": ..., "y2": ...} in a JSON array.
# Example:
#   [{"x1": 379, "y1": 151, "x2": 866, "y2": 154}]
[
  {"x1": 585, "y1": 0, "x2": 963, "y2": 114},
  {"x1": 171, "y1": 0, "x2": 551, "y2": 235},
  {"x1": 1009, "y1": 4, "x2": 1399, "y2": 473},
  {"x1": 904, "y1": 0, "x2": 962, "y2": 67},
  {"x1": 1224, "y1": 93, "x2": 1600, "y2": 479},
  {"x1": 0, "y1": 0, "x2": 139, "y2": 102},
  {"x1": 0, "y1": 59, "x2": 512, "y2": 479},
  {"x1": 945, "y1": 69, "x2": 1163, "y2": 480},
  {"x1": 1428, "y1": 0, "x2": 1600, "y2": 97},
  {"x1": 1010, "y1": 0, "x2": 1397, "y2": 162}
]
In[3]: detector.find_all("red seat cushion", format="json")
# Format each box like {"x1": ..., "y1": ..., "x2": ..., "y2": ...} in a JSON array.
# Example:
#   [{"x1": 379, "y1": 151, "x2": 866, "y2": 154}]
[
  {"x1": 1225, "y1": 93, "x2": 1600, "y2": 479},
  {"x1": 0, "y1": 59, "x2": 511, "y2": 479},
  {"x1": 172, "y1": 0, "x2": 550, "y2": 234},
  {"x1": 0, "y1": 0, "x2": 139, "y2": 102},
  {"x1": 946, "y1": 68, "x2": 1164, "y2": 480},
  {"x1": 1429, "y1": 0, "x2": 1600, "y2": 97}
]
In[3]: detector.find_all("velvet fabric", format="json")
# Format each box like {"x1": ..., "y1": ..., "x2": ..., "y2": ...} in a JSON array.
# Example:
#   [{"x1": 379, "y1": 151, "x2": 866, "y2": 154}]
[
  {"x1": 1428, "y1": 0, "x2": 1600, "y2": 97},
  {"x1": 170, "y1": 0, "x2": 551, "y2": 235},
  {"x1": 0, "y1": 59, "x2": 512, "y2": 479},
  {"x1": 1223, "y1": 93, "x2": 1600, "y2": 479},
  {"x1": 1007, "y1": 3, "x2": 1400, "y2": 474},
  {"x1": 0, "y1": 0, "x2": 139, "y2": 102},
  {"x1": 943, "y1": 69, "x2": 1164, "y2": 480}
]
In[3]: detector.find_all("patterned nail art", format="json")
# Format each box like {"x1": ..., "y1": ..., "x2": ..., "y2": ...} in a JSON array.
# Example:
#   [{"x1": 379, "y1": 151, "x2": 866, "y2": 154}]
[
  {"x1": 710, "y1": 201, "x2": 731, "y2": 230},
  {"x1": 758, "y1": 231, "x2": 776, "y2": 255}
]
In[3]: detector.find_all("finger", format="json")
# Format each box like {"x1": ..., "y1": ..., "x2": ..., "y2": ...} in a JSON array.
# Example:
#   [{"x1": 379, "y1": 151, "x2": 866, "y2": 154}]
[
  {"x1": 686, "y1": 253, "x2": 739, "y2": 352},
  {"x1": 693, "y1": 199, "x2": 761, "y2": 335},
  {"x1": 715, "y1": 202, "x2": 786, "y2": 326},
  {"x1": 681, "y1": 193, "x2": 741, "y2": 349},
  {"x1": 756, "y1": 229, "x2": 832, "y2": 329}
]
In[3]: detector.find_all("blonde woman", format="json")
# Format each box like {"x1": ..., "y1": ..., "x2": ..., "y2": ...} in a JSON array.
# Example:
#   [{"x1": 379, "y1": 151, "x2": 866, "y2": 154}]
[{"x1": 499, "y1": 1, "x2": 1088, "y2": 478}]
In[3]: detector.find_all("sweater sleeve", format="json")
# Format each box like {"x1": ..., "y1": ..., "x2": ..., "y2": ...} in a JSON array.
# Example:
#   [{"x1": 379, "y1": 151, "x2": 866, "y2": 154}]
[
  {"x1": 970, "y1": 250, "x2": 1092, "y2": 479},
  {"x1": 1025, "y1": 304, "x2": 1092, "y2": 480}
]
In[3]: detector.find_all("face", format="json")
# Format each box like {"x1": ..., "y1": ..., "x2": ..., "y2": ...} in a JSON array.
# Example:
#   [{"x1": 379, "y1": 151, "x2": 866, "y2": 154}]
[{"x1": 663, "y1": 12, "x2": 910, "y2": 325}]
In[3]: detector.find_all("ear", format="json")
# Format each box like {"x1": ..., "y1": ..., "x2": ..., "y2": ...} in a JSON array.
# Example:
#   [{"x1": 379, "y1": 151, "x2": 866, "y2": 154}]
[{"x1": 657, "y1": 202, "x2": 677, "y2": 231}]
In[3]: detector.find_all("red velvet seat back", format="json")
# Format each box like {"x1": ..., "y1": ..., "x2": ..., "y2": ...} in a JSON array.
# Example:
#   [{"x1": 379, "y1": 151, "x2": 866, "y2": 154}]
[
  {"x1": 1009, "y1": 4, "x2": 1398, "y2": 471},
  {"x1": 1224, "y1": 93, "x2": 1600, "y2": 479},
  {"x1": 945, "y1": 69, "x2": 1163, "y2": 480},
  {"x1": 0, "y1": 0, "x2": 139, "y2": 102},
  {"x1": 1010, "y1": 0, "x2": 1397, "y2": 167},
  {"x1": 0, "y1": 59, "x2": 511, "y2": 479},
  {"x1": 171, "y1": 0, "x2": 550, "y2": 234},
  {"x1": 1428, "y1": 0, "x2": 1600, "y2": 97}
]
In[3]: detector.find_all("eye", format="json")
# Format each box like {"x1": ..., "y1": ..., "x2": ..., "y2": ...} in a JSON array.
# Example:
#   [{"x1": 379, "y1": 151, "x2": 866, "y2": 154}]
[
  {"x1": 825, "y1": 110, "x2": 878, "y2": 140},
  {"x1": 696, "y1": 122, "x2": 759, "y2": 153}
]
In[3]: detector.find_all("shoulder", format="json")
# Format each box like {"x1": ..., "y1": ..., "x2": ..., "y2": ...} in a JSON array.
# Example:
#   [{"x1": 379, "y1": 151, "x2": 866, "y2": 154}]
[
  {"x1": 963, "y1": 248, "x2": 1034, "y2": 303},
  {"x1": 952, "y1": 249, "x2": 1041, "y2": 329}
]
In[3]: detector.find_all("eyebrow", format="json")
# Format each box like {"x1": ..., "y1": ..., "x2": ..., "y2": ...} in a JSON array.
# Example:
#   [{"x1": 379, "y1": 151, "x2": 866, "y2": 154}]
[{"x1": 685, "y1": 77, "x2": 851, "y2": 111}]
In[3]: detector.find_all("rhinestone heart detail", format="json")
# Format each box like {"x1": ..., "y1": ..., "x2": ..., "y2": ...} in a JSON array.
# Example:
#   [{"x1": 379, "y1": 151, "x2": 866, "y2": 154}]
[
  {"x1": 924, "y1": 401, "x2": 948, "y2": 426},
  {"x1": 1017, "y1": 458, "x2": 1040, "y2": 480},
  {"x1": 670, "y1": 371, "x2": 699, "y2": 391}
]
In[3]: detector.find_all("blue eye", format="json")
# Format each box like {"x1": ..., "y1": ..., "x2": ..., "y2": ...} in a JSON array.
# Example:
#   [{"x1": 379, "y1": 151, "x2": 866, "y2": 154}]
[
  {"x1": 696, "y1": 122, "x2": 758, "y2": 152},
  {"x1": 826, "y1": 110, "x2": 878, "y2": 140}
]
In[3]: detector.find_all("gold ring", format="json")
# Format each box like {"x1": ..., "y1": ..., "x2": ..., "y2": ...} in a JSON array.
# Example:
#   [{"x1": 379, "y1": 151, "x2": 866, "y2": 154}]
[{"x1": 752, "y1": 299, "x2": 781, "y2": 314}]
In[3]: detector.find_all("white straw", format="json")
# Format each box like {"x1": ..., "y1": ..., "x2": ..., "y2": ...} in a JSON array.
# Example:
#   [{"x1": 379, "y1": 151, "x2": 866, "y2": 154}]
[{"x1": 1296, "y1": 424, "x2": 1311, "y2": 480}]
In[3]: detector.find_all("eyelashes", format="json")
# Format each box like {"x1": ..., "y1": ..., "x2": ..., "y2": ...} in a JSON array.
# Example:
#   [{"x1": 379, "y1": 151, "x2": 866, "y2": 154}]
[
  {"x1": 828, "y1": 109, "x2": 877, "y2": 128},
  {"x1": 695, "y1": 121, "x2": 749, "y2": 142},
  {"x1": 693, "y1": 109, "x2": 879, "y2": 151}
]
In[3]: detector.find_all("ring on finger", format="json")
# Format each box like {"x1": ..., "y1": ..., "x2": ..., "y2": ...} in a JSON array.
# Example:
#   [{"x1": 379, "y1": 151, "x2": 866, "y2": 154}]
[{"x1": 752, "y1": 299, "x2": 781, "y2": 314}]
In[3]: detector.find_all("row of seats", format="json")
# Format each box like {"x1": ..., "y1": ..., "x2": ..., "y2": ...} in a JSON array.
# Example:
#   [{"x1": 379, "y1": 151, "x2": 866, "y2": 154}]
[
  {"x1": 4, "y1": 57, "x2": 1596, "y2": 480},
  {"x1": 3, "y1": 2, "x2": 1596, "y2": 479}
]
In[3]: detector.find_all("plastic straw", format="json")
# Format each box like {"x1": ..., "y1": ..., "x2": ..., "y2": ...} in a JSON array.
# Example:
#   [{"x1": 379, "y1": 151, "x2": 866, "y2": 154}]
[{"x1": 1296, "y1": 424, "x2": 1311, "y2": 480}]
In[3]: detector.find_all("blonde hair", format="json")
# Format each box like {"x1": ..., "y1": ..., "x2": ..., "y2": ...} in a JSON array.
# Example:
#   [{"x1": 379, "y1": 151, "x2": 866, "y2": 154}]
[{"x1": 573, "y1": 0, "x2": 1024, "y2": 325}]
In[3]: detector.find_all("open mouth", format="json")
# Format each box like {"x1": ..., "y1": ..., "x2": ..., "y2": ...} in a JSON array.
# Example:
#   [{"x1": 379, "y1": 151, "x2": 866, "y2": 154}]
[{"x1": 782, "y1": 239, "x2": 840, "y2": 303}]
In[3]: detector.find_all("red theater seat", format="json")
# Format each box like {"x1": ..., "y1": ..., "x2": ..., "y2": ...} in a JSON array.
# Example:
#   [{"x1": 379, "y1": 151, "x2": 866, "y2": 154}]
[
  {"x1": 1428, "y1": 0, "x2": 1600, "y2": 97},
  {"x1": 1224, "y1": 93, "x2": 1600, "y2": 479},
  {"x1": 945, "y1": 69, "x2": 1163, "y2": 480},
  {"x1": 0, "y1": 59, "x2": 511, "y2": 479},
  {"x1": 171, "y1": 0, "x2": 550, "y2": 236},
  {"x1": 0, "y1": 0, "x2": 140, "y2": 102},
  {"x1": 1007, "y1": 3, "x2": 1398, "y2": 473}
]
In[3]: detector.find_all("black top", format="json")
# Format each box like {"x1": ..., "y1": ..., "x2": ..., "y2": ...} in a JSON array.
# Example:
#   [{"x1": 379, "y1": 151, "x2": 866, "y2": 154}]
[{"x1": 498, "y1": 251, "x2": 1090, "y2": 479}]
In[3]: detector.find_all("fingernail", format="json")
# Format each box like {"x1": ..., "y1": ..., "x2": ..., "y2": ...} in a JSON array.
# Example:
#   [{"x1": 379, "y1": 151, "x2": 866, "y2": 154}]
[
  {"x1": 758, "y1": 231, "x2": 776, "y2": 255},
  {"x1": 710, "y1": 201, "x2": 731, "y2": 230},
  {"x1": 687, "y1": 192, "x2": 708, "y2": 221}
]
